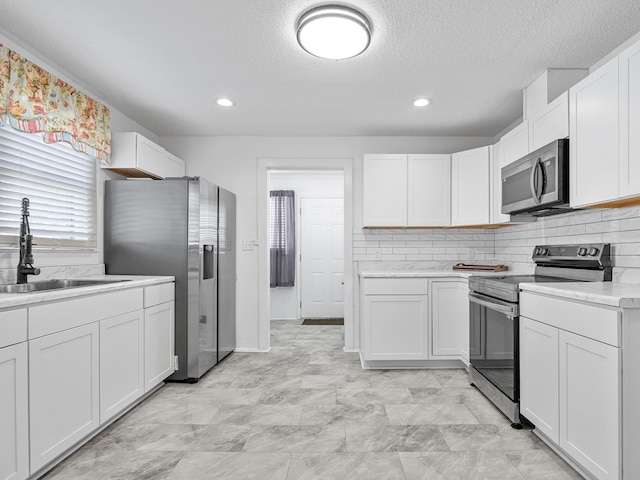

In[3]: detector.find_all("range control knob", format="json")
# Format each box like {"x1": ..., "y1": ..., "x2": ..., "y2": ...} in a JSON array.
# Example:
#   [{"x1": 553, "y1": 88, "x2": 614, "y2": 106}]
[
  {"x1": 588, "y1": 247, "x2": 599, "y2": 257},
  {"x1": 578, "y1": 247, "x2": 588, "y2": 256},
  {"x1": 534, "y1": 247, "x2": 540, "y2": 255},
  {"x1": 540, "y1": 248, "x2": 548, "y2": 256}
]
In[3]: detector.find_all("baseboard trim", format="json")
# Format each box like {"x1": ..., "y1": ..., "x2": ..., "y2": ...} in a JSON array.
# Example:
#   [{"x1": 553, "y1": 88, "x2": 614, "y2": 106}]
[
  {"x1": 359, "y1": 354, "x2": 465, "y2": 370},
  {"x1": 233, "y1": 347, "x2": 271, "y2": 353}
]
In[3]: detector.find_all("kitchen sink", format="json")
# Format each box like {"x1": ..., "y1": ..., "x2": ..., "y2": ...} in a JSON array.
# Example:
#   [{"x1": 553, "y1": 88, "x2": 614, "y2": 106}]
[{"x1": 0, "y1": 279, "x2": 131, "y2": 293}]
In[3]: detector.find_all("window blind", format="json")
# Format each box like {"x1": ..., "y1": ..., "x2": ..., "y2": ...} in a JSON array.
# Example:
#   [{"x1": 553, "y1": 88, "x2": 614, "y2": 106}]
[{"x1": 0, "y1": 125, "x2": 97, "y2": 248}]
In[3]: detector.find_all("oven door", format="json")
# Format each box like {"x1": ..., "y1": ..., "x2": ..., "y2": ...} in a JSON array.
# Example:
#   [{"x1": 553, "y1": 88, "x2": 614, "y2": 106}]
[{"x1": 469, "y1": 292, "x2": 519, "y2": 402}]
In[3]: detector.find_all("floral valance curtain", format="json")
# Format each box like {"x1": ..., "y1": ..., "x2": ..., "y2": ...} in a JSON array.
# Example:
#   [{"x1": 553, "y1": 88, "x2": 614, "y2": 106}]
[{"x1": 0, "y1": 44, "x2": 111, "y2": 164}]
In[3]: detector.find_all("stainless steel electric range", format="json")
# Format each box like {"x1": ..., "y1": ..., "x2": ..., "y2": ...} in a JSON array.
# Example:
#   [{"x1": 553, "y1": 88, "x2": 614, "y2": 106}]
[{"x1": 467, "y1": 243, "x2": 612, "y2": 427}]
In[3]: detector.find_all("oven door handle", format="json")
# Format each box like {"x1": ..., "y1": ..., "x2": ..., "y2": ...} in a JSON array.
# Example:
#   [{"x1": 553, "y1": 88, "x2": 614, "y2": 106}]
[{"x1": 468, "y1": 292, "x2": 518, "y2": 319}]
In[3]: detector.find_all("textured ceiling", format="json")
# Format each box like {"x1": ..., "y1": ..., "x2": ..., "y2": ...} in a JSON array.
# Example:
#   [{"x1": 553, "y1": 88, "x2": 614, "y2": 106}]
[{"x1": 1, "y1": 0, "x2": 640, "y2": 137}]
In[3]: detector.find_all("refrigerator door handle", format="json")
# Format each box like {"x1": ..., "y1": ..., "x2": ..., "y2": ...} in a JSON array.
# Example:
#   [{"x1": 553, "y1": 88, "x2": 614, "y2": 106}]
[{"x1": 203, "y1": 244, "x2": 215, "y2": 279}]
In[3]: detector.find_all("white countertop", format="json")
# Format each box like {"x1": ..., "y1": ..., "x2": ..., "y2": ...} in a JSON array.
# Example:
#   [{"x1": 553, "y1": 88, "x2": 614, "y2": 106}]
[
  {"x1": 359, "y1": 269, "x2": 517, "y2": 279},
  {"x1": 0, "y1": 275, "x2": 175, "y2": 309},
  {"x1": 520, "y1": 281, "x2": 640, "y2": 308}
]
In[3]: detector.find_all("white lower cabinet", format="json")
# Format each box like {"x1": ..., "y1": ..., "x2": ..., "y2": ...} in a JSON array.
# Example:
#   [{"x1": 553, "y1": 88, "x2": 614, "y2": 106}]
[
  {"x1": 430, "y1": 280, "x2": 469, "y2": 362},
  {"x1": 144, "y1": 301, "x2": 175, "y2": 392},
  {"x1": 360, "y1": 276, "x2": 470, "y2": 366},
  {"x1": 0, "y1": 343, "x2": 29, "y2": 480},
  {"x1": 100, "y1": 310, "x2": 145, "y2": 423},
  {"x1": 559, "y1": 330, "x2": 620, "y2": 480},
  {"x1": 362, "y1": 294, "x2": 429, "y2": 361},
  {"x1": 29, "y1": 323, "x2": 100, "y2": 473},
  {"x1": 520, "y1": 292, "x2": 622, "y2": 480},
  {"x1": 6, "y1": 281, "x2": 176, "y2": 477},
  {"x1": 520, "y1": 317, "x2": 559, "y2": 443}
]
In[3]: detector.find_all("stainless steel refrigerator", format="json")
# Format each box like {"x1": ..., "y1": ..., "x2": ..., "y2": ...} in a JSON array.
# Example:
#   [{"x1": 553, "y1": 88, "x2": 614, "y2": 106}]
[{"x1": 104, "y1": 177, "x2": 236, "y2": 382}]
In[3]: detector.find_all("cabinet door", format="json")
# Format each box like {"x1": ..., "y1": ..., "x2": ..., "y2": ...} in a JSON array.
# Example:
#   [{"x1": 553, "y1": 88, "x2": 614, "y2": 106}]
[
  {"x1": 29, "y1": 323, "x2": 100, "y2": 473},
  {"x1": 500, "y1": 121, "x2": 529, "y2": 167},
  {"x1": 408, "y1": 154, "x2": 451, "y2": 226},
  {"x1": 136, "y1": 134, "x2": 166, "y2": 178},
  {"x1": 431, "y1": 281, "x2": 468, "y2": 360},
  {"x1": 362, "y1": 294, "x2": 428, "y2": 360},
  {"x1": 491, "y1": 141, "x2": 511, "y2": 224},
  {"x1": 559, "y1": 330, "x2": 620, "y2": 480},
  {"x1": 164, "y1": 152, "x2": 186, "y2": 178},
  {"x1": 144, "y1": 301, "x2": 175, "y2": 392},
  {"x1": 619, "y1": 38, "x2": 640, "y2": 198},
  {"x1": 569, "y1": 57, "x2": 619, "y2": 207},
  {"x1": 519, "y1": 317, "x2": 559, "y2": 443},
  {"x1": 451, "y1": 146, "x2": 490, "y2": 226},
  {"x1": 528, "y1": 91, "x2": 569, "y2": 151},
  {"x1": 100, "y1": 310, "x2": 145, "y2": 423},
  {"x1": 0, "y1": 343, "x2": 28, "y2": 480},
  {"x1": 363, "y1": 154, "x2": 407, "y2": 226}
]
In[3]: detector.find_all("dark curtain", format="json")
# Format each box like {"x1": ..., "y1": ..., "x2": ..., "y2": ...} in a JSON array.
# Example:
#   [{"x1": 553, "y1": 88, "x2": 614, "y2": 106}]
[{"x1": 270, "y1": 190, "x2": 295, "y2": 287}]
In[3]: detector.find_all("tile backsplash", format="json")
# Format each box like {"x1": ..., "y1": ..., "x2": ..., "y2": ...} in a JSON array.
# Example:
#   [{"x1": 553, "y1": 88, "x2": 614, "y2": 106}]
[
  {"x1": 355, "y1": 204, "x2": 640, "y2": 280},
  {"x1": 0, "y1": 263, "x2": 105, "y2": 284}
]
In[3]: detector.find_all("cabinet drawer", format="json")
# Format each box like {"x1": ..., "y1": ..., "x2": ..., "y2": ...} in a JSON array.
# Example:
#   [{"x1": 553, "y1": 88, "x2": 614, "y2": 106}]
[
  {"x1": 0, "y1": 308, "x2": 27, "y2": 348},
  {"x1": 144, "y1": 283, "x2": 175, "y2": 308},
  {"x1": 29, "y1": 288, "x2": 143, "y2": 339},
  {"x1": 520, "y1": 292, "x2": 620, "y2": 346},
  {"x1": 362, "y1": 277, "x2": 428, "y2": 295}
]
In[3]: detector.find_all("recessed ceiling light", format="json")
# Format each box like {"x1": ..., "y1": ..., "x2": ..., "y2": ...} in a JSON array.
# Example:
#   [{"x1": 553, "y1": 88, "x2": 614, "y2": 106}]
[
  {"x1": 296, "y1": 5, "x2": 371, "y2": 60},
  {"x1": 412, "y1": 98, "x2": 431, "y2": 107},
  {"x1": 216, "y1": 98, "x2": 235, "y2": 107}
]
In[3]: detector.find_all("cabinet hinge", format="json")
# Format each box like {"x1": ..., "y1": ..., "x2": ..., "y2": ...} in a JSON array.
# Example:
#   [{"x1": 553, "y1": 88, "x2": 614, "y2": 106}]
[{"x1": 174, "y1": 355, "x2": 179, "y2": 371}]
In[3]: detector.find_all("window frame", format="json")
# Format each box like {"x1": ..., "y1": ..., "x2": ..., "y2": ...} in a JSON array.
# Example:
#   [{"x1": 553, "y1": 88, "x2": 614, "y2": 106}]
[{"x1": 0, "y1": 125, "x2": 98, "y2": 250}]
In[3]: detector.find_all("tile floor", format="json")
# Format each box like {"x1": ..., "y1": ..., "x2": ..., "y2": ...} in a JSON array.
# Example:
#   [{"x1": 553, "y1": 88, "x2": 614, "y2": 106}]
[{"x1": 43, "y1": 320, "x2": 583, "y2": 479}]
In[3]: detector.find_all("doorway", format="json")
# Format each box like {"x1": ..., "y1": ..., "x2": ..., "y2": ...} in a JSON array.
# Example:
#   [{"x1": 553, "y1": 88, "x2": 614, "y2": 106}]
[
  {"x1": 257, "y1": 159, "x2": 353, "y2": 353},
  {"x1": 268, "y1": 171, "x2": 344, "y2": 324}
]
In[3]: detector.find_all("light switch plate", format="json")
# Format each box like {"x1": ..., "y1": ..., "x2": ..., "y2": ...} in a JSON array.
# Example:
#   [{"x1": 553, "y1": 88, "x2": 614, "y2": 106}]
[{"x1": 242, "y1": 240, "x2": 255, "y2": 251}]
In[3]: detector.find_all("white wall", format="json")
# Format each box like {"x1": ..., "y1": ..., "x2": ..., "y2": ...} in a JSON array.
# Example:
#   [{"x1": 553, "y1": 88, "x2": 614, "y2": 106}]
[
  {"x1": 159, "y1": 135, "x2": 493, "y2": 350},
  {"x1": 0, "y1": 33, "x2": 159, "y2": 282},
  {"x1": 268, "y1": 170, "x2": 344, "y2": 320}
]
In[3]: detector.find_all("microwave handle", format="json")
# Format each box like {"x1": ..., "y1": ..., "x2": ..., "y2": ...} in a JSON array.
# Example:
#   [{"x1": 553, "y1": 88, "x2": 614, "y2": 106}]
[{"x1": 529, "y1": 157, "x2": 543, "y2": 204}]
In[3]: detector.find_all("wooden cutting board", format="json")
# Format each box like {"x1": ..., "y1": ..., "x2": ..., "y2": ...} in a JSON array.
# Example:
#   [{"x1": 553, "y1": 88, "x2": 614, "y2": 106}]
[{"x1": 452, "y1": 263, "x2": 508, "y2": 272}]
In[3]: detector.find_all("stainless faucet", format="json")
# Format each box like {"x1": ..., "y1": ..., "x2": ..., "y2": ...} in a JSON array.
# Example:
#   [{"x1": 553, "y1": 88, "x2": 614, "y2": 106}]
[{"x1": 17, "y1": 197, "x2": 40, "y2": 284}]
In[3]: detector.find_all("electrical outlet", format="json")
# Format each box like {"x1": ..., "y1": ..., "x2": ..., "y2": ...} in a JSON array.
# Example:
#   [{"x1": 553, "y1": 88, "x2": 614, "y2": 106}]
[{"x1": 374, "y1": 248, "x2": 382, "y2": 260}]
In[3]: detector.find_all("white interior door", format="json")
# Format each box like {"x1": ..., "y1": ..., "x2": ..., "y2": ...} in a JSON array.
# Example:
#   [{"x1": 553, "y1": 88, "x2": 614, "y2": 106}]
[{"x1": 300, "y1": 197, "x2": 344, "y2": 318}]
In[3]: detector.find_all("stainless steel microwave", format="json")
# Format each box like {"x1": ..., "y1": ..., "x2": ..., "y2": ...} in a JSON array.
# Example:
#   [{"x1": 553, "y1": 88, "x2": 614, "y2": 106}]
[{"x1": 501, "y1": 139, "x2": 570, "y2": 217}]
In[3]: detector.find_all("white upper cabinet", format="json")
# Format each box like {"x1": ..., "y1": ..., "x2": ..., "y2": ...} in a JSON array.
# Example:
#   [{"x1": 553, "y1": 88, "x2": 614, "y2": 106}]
[
  {"x1": 500, "y1": 121, "x2": 529, "y2": 168},
  {"x1": 407, "y1": 154, "x2": 451, "y2": 226},
  {"x1": 491, "y1": 139, "x2": 512, "y2": 224},
  {"x1": 570, "y1": 57, "x2": 620, "y2": 207},
  {"x1": 363, "y1": 154, "x2": 407, "y2": 226},
  {"x1": 165, "y1": 152, "x2": 186, "y2": 178},
  {"x1": 524, "y1": 69, "x2": 587, "y2": 152},
  {"x1": 451, "y1": 146, "x2": 490, "y2": 226},
  {"x1": 569, "y1": 36, "x2": 640, "y2": 207},
  {"x1": 363, "y1": 154, "x2": 451, "y2": 227},
  {"x1": 619, "y1": 38, "x2": 640, "y2": 198},
  {"x1": 106, "y1": 132, "x2": 185, "y2": 179},
  {"x1": 529, "y1": 91, "x2": 569, "y2": 151}
]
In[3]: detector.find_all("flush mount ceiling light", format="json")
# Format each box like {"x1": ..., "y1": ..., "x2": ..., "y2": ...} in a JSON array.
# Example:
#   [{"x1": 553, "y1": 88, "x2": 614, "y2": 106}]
[
  {"x1": 296, "y1": 5, "x2": 371, "y2": 60},
  {"x1": 216, "y1": 98, "x2": 235, "y2": 107},
  {"x1": 412, "y1": 98, "x2": 431, "y2": 107}
]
